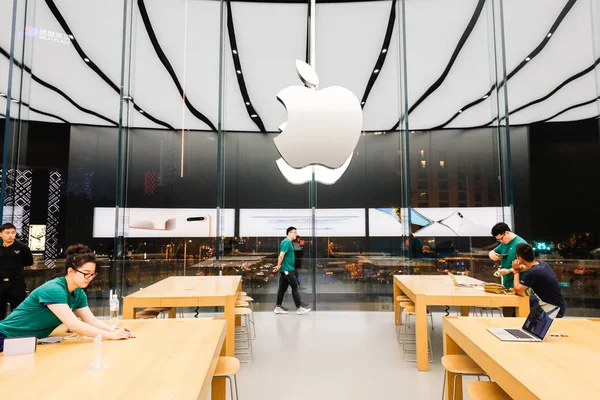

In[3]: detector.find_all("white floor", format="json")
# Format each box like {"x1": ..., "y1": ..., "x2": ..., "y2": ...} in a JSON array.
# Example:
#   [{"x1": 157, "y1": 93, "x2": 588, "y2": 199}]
[{"x1": 219, "y1": 311, "x2": 482, "y2": 400}]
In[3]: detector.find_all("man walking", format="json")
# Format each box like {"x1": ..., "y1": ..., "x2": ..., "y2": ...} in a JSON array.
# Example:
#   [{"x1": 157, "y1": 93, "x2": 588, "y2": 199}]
[
  {"x1": 0, "y1": 223, "x2": 34, "y2": 320},
  {"x1": 273, "y1": 227, "x2": 311, "y2": 315}
]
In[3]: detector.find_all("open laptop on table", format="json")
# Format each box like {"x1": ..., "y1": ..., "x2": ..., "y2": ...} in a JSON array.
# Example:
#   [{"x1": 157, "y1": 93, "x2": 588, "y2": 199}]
[
  {"x1": 448, "y1": 272, "x2": 477, "y2": 287},
  {"x1": 487, "y1": 303, "x2": 560, "y2": 342}
]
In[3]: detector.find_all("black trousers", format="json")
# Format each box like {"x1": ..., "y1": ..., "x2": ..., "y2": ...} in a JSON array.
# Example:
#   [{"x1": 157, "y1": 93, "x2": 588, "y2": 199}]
[
  {"x1": 0, "y1": 276, "x2": 26, "y2": 320},
  {"x1": 276, "y1": 270, "x2": 302, "y2": 308}
]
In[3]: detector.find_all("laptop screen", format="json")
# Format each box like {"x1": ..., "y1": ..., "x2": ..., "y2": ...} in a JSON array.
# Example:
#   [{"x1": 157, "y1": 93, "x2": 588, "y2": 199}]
[{"x1": 521, "y1": 303, "x2": 560, "y2": 340}]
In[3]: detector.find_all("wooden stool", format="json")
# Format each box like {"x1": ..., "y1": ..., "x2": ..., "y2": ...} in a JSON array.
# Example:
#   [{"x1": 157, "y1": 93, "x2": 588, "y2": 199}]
[
  {"x1": 467, "y1": 382, "x2": 511, "y2": 400},
  {"x1": 145, "y1": 307, "x2": 172, "y2": 318},
  {"x1": 234, "y1": 307, "x2": 253, "y2": 362},
  {"x1": 214, "y1": 356, "x2": 240, "y2": 400},
  {"x1": 441, "y1": 355, "x2": 489, "y2": 400},
  {"x1": 235, "y1": 301, "x2": 250, "y2": 308},
  {"x1": 401, "y1": 306, "x2": 433, "y2": 363},
  {"x1": 135, "y1": 310, "x2": 160, "y2": 319}
]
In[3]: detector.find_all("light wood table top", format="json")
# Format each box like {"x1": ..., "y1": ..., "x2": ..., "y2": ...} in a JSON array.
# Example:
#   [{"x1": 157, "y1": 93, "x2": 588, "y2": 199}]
[
  {"x1": 125, "y1": 276, "x2": 242, "y2": 302},
  {"x1": 394, "y1": 275, "x2": 530, "y2": 371},
  {"x1": 0, "y1": 319, "x2": 226, "y2": 400},
  {"x1": 443, "y1": 317, "x2": 600, "y2": 400}
]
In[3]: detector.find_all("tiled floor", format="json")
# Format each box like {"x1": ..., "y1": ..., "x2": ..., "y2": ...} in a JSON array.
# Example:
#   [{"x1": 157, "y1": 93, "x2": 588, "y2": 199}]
[{"x1": 216, "y1": 311, "x2": 482, "y2": 400}]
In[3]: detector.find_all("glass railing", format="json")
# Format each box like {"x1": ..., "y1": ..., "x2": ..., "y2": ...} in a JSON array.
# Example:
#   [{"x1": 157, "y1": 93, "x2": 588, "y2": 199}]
[{"x1": 20, "y1": 254, "x2": 600, "y2": 317}]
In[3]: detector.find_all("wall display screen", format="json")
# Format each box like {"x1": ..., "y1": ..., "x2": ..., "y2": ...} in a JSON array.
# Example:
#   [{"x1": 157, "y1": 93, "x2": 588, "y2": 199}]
[
  {"x1": 369, "y1": 207, "x2": 512, "y2": 237},
  {"x1": 93, "y1": 208, "x2": 235, "y2": 238},
  {"x1": 239, "y1": 209, "x2": 366, "y2": 237}
]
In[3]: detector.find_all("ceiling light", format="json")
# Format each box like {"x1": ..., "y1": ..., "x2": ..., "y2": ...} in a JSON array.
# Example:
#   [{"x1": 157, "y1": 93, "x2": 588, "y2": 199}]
[
  {"x1": 382, "y1": 49, "x2": 387, "y2": 53},
  {"x1": 482, "y1": 94, "x2": 489, "y2": 99},
  {"x1": 547, "y1": 33, "x2": 552, "y2": 38},
  {"x1": 245, "y1": 102, "x2": 250, "y2": 106},
  {"x1": 420, "y1": 150, "x2": 425, "y2": 157},
  {"x1": 361, "y1": 101, "x2": 365, "y2": 105},
  {"x1": 139, "y1": 109, "x2": 144, "y2": 114},
  {"x1": 525, "y1": 57, "x2": 531, "y2": 61},
  {"x1": 251, "y1": 114, "x2": 257, "y2": 118},
  {"x1": 233, "y1": 49, "x2": 237, "y2": 54},
  {"x1": 439, "y1": 160, "x2": 445, "y2": 168},
  {"x1": 421, "y1": 160, "x2": 427, "y2": 168},
  {"x1": 0, "y1": 93, "x2": 6, "y2": 97},
  {"x1": 374, "y1": 69, "x2": 380, "y2": 74},
  {"x1": 84, "y1": 58, "x2": 90, "y2": 62},
  {"x1": 458, "y1": 110, "x2": 463, "y2": 113},
  {"x1": 236, "y1": 70, "x2": 241, "y2": 74},
  {"x1": 11, "y1": 99, "x2": 18, "y2": 103},
  {"x1": 68, "y1": 34, "x2": 74, "y2": 39}
]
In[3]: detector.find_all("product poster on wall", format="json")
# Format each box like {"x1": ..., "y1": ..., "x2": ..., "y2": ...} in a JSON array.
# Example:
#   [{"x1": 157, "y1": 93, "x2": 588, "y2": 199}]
[
  {"x1": 240, "y1": 209, "x2": 366, "y2": 237},
  {"x1": 93, "y1": 208, "x2": 235, "y2": 238}
]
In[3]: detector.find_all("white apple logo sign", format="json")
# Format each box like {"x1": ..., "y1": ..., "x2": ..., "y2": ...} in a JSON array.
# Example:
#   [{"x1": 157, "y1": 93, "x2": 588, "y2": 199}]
[{"x1": 274, "y1": 60, "x2": 363, "y2": 185}]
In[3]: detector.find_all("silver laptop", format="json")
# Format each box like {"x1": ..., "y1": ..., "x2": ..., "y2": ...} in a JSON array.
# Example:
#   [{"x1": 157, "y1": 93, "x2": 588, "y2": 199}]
[
  {"x1": 448, "y1": 272, "x2": 476, "y2": 287},
  {"x1": 488, "y1": 303, "x2": 560, "y2": 342}
]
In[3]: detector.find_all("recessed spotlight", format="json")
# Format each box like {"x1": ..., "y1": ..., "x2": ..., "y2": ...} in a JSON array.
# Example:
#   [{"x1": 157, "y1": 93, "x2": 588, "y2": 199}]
[
  {"x1": 139, "y1": 109, "x2": 144, "y2": 114},
  {"x1": 525, "y1": 57, "x2": 531, "y2": 61},
  {"x1": 361, "y1": 101, "x2": 365, "y2": 105},
  {"x1": 123, "y1": 96, "x2": 132, "y2": 100},
  {"x1": 233, "y1": 49, "x2": 237, "y2": 54},
  {"x1": 547, "y1": 33, "x2": 552, "y2": 38},
  {"x1": 251, "y1": 114, "x2": 257, "y2": 118},
  {"x1": 482, "y1": 94, "x2": 489, "y2": 99},
  {"x1": 374, "y1": 69, "x2": 380, "y2": 74},
  {"x1": 458, "y1": 110, "x2": 463, "y2": 113},
  {"x1": 245, "y1": 102, "x2": 250, "y2": 106},
  {"x1": 236, "y1": 70, "x2": 241, "y2": 74},
  {"x1": 84, "y1": 58, "x2": 90, "y2": 62},
  {"x1": 68, "y1": 34, "x2": 74, "y2": 39},
  {"x1": 382, "y1": 49, "x2": 387, "y2": 53}
]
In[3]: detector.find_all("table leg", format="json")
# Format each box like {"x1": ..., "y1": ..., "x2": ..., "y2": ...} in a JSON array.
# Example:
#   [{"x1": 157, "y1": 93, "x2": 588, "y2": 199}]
[
  {"x1": 168, "y1": 307, "x2": 176, "y2": 318},
  {"x1": 460, "y1": 306, "x2": 470, "y2": 316},
  {"x1": 211, "y1": 378, "x2": 226, "y2": 400},
  {"x1": 224, "y1": 296, "x2": 236, "y2": 357},
  {"x1": 122, "y1": 299, "x2": 134, "y2": 319},
  {"x1": 443, "y1": 318, "x2": 463, "y2": 400},
  {"x1": 516, "y1": 296, "x2": 530, "y2": 317},
  {"x1": 394, "y1": 281, "x2": 400, "y2": 325},
  {"x1": 415, "y1": 298, "x2": 429, "y2": 371}
]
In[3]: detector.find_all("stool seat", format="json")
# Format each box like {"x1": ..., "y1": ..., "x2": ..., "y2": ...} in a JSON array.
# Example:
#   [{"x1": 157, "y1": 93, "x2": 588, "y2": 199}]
[
  {"x1": 442, "y1": 355, "x2": 486, "y2": 375},
  {"x1": 214, "y1": 356, "x2": 241, "y2": 377},
  {"x1": 238, "y1": 292, "x2": 247, "y2": 296},
  {"x1": 136, "y1": 310, "x2": 160, "y2": 319},
  {"x1": 235, "y1": 307, "x2": 252, "y2": 316},
  {"x1": 235, "y1": 301, "x2": 250, "y2": 307},
  {"x1": 396, "y1": 295, "x2": 410, "y2": 301},
  {"x1": 146, "y1": 307, "x2": 171, "y2": 312},
  {"x1": 467, "y1": 382, "x2": 511, "y2": 400},
  {"x1": 402, "y1": 306, "x2": 415, "y2": 313},
  {"x1": 237, "y1": 296, "x2": 254, "y2": 302}
]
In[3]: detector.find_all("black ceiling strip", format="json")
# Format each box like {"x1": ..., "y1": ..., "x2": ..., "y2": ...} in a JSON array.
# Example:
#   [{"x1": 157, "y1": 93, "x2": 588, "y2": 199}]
[
  {"x1": 389, "y1": 0, "x2": 486, "y2": 130},
  {"x1": 44, "y1": 0, "x2": 174, "y2": 130},
  {"x1": 218, "y1": 0, "x2": 393, "y2": 4},
  {"x1": 475, "y1": 56, "x2": 600, "y2": 128},
  {"x1": 360, "y1": 0, "x2": 396, "y2": 109},
  {"x1": 428, "y1": 0, "x2": 578, "y2": 130},
  {"x1": 0, "y1": 46, "x2": 118, "y2": 126},
  {"x1": 225, "y1": 0, "x2": 267, "y2": 132},
  {"x1": 7, "y1": 97, "x2": 71, "y2": 124},
  {"x1": 137, "y1": 0, "x2": 217, "y2": 131},
  {"x1": 533, "y1": 96, "x2": 600, "y2": 124}
]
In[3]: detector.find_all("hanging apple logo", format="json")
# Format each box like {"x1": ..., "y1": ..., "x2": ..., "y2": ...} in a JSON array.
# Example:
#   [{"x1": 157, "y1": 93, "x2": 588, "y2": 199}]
[{"x1": 274, "y1": 60, "x2": 363, "y2": 184}]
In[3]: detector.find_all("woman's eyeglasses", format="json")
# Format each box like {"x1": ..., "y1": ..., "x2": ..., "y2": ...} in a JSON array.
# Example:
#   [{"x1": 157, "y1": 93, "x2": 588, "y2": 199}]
[{"x1": 72, "y1": 268, "x2": 98, "y2": 279}]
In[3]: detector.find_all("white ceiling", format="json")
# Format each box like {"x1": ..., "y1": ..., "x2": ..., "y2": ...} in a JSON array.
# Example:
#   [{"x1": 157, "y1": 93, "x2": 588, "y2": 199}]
[{"x1": 1, "y1": 0, "x2": 599, "y2": 131}]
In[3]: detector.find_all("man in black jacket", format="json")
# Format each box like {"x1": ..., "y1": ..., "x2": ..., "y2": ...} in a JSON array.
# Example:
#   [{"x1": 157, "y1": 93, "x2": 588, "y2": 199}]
[{"x1": 0, "y1": 223, "x2": 34, "y2": 320}]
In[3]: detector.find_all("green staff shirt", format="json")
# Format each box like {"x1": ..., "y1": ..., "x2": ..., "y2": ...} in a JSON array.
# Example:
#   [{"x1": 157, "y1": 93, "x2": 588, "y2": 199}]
[
  {"x1": 493, "y1": 235, "x2": 528, "y2": 289},
  {"x1": 0, "y1": 277, "x2": 88, "y2": 339},
  {"x1": 280, "y1": 238, "x2": 296, "y2": 272}
]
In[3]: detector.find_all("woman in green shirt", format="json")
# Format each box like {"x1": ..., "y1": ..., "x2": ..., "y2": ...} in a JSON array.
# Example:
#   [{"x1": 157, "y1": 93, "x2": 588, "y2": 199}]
[{"x1": 0, "y1": 244, "x2": 133, "y2": 352}]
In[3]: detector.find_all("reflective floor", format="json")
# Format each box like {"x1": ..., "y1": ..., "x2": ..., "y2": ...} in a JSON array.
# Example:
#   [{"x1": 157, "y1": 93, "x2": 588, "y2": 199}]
[{"x1": 210, "y1": 311, "x2": 484, "y2": 400}]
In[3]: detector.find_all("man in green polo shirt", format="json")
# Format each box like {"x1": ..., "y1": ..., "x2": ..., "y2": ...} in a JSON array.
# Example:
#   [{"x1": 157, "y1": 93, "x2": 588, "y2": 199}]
[
  {"x1": 488, "y1": 222, "x2": 528, "y2": 317},
  {"x1": 273, "y1": 227, "x2": 311, "y2": 315}
]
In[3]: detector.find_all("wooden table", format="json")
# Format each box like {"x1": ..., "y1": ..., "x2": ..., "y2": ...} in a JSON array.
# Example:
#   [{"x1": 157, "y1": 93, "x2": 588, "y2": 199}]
[
  {"x1": 0, "y1": 319, "x2": 226, "y2": 400},
  {"x1": 393, "y1": 275, "x2": 530, "y2": 371},
  {"x1": 443, "y1": 317, "x2": 600, "y2": 400},
  {"x1": 123, "y1": 276, "x2": 241, "y2": 358}
]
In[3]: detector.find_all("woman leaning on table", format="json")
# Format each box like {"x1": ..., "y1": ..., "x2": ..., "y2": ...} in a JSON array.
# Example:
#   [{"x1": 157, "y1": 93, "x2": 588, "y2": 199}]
[{"x1": 0, "y1": 244, "x2": 133, "y2": 352}]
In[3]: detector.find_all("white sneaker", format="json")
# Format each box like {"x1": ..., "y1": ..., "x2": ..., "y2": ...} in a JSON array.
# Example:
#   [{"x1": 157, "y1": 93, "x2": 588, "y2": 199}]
[
  {"x1": 296, "y1": 306, "x2": 311, "y2": 315},
  {"x1": 274, "y1": 306, "x2": 288, "y2": 314}
]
